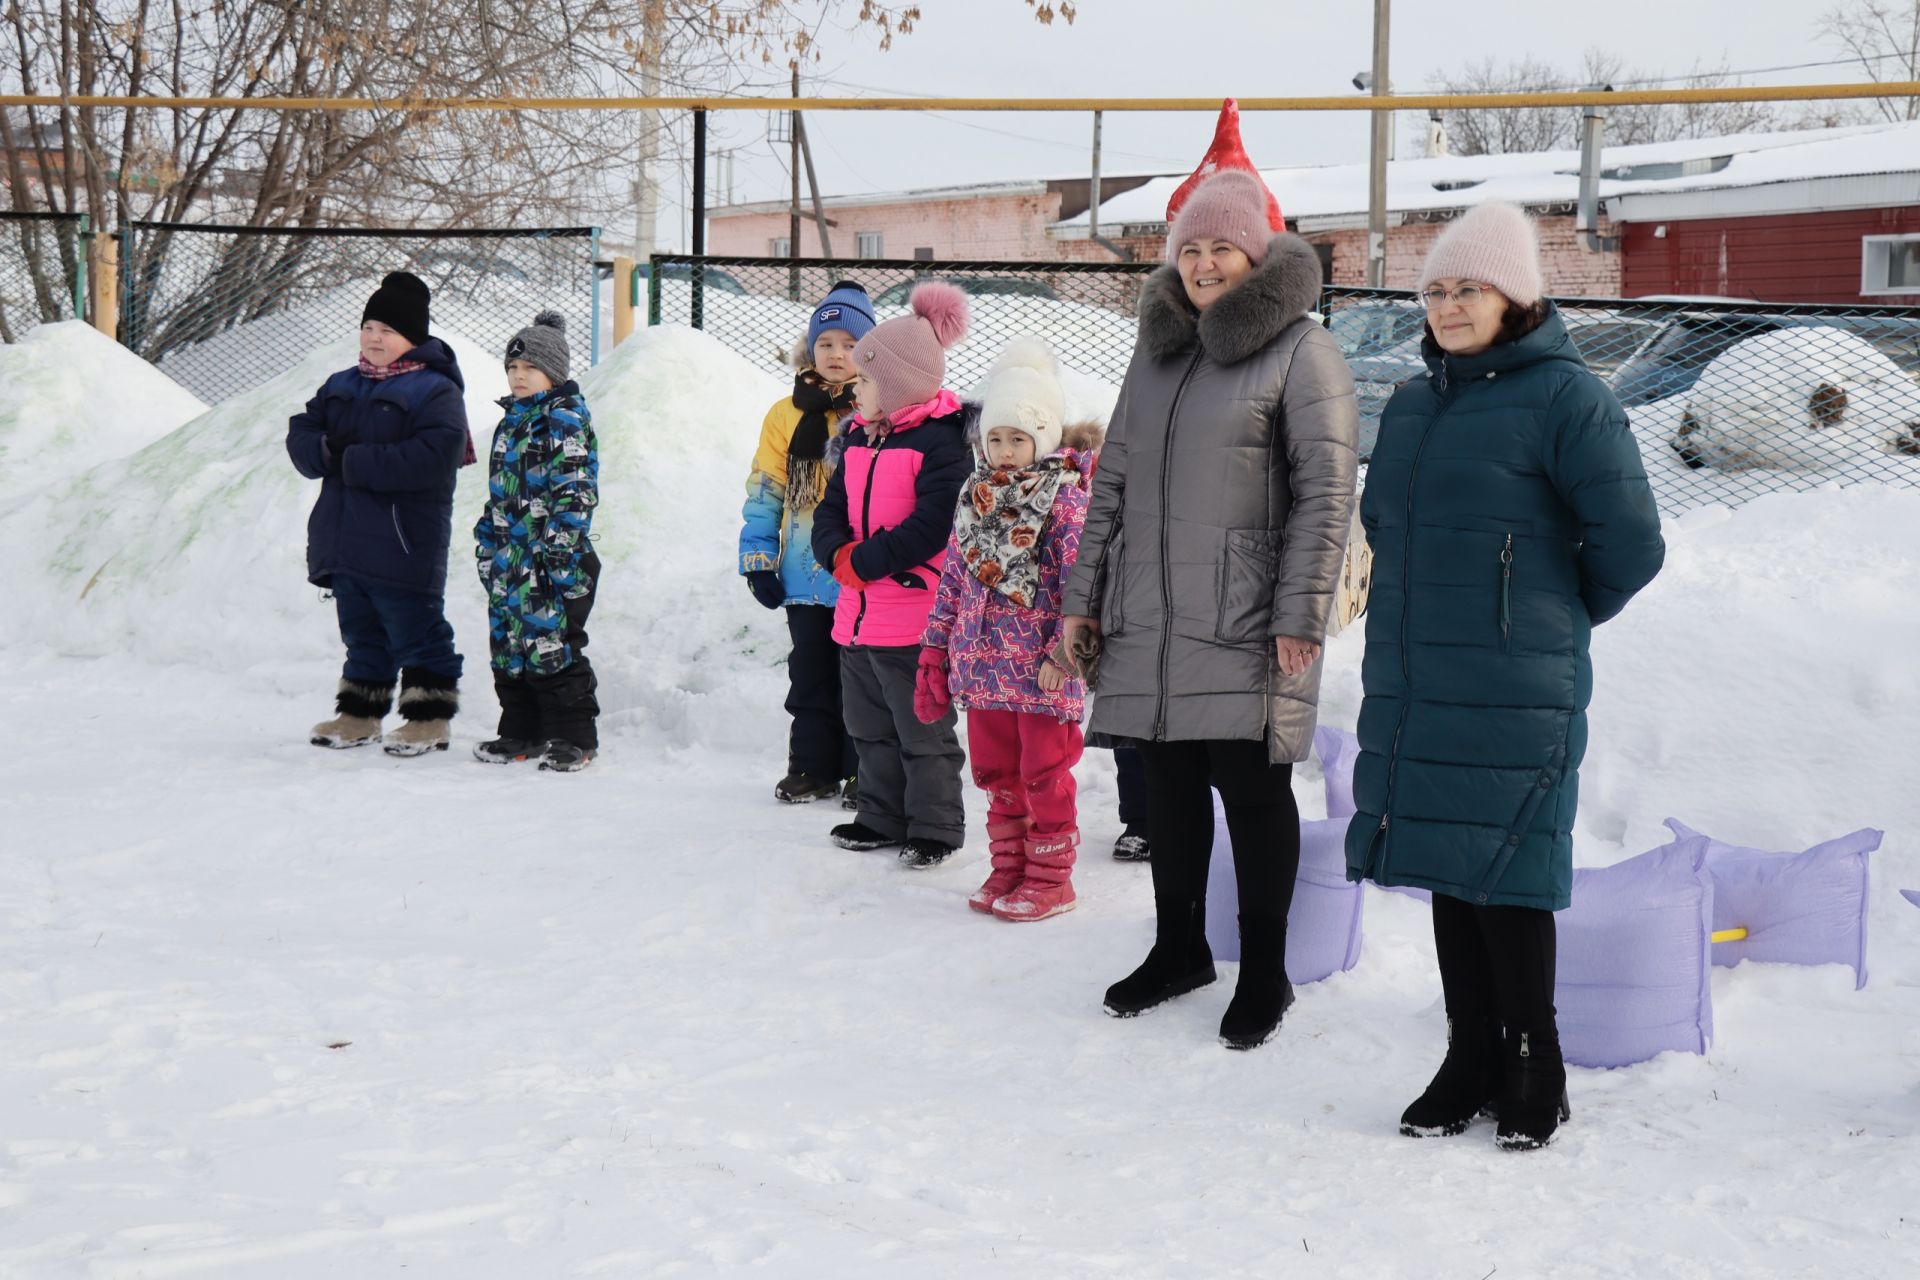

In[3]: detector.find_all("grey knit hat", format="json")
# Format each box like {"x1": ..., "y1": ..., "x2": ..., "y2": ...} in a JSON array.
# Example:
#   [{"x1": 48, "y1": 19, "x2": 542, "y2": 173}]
[{"x1": 504, "y1": 310, "x2": 570, "y2": 385}]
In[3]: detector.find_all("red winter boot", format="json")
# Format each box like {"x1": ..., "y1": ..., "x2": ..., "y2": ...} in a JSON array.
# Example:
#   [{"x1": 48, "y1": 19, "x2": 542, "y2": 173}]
[
  {"x1": 970, "y1": 816, "x2": 1030, "y2": 913},
  {"x1": 993, "y1": 829, "x2": 1079, "y2": 922}
]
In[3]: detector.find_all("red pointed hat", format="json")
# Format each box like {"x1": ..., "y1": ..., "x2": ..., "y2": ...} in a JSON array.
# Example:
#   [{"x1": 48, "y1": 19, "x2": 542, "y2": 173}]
[{"x1": 1165, "y1": 99, "x2": 1284, "y2": 232}]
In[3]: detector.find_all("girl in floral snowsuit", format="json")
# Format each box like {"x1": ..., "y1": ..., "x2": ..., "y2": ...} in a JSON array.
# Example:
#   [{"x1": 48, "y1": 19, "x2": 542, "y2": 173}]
[
  {"x1": 916, "y1": 340, "x2": 1102, "y2": 922},
  {"x1": 473, "y1": 311, "x2": 601, "y2": 771}
]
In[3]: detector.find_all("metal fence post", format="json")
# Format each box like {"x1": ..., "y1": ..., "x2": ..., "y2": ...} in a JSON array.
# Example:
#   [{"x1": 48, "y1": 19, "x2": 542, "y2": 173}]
[
  {"x1": 74, "y1": 212, "x2": 90, "y2": 320},
  {"x1": 646, "y1": 255, "x2": 661, "y2": 327},
  {"x1": 589, "y1": 226, "x2": 602, "y2": 365}
]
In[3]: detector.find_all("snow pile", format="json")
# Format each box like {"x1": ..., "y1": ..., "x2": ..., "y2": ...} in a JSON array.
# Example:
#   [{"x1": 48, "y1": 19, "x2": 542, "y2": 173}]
[
  {"x1": 0, "y1": 321, "x2": 205, "y2": 500},
  {"x1": 1680, "y1": 326, "x2": 1920, "y2": 471}
]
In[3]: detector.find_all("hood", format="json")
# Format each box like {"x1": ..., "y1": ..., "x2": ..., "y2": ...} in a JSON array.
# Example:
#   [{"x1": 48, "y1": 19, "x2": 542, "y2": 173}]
[
  {"x1": 407, "y1": 335, "x2": 466, "y2": 391},
  {"x1": 496, "y1": 379, "x2": 582, "y2": 412},
  {"x1": 1137, "y1": 233, "x2": 1324, "y2": 365}
]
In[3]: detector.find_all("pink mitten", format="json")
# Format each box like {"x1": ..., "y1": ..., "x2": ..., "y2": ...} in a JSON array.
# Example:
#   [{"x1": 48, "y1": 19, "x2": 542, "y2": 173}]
[{"x1": 913, "y1": 647, "x2": 952, "y2": 724}]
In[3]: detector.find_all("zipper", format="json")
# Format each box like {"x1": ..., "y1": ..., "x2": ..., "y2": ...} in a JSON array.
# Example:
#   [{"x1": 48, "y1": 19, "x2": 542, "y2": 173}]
[
  {"x1": 391, "y1": 505, "x2": 412, "y2": 555},
  {"x1": 1499, "y1": 533, "x2": 1514, "y2": 654},
  {"x1": 1152, "y1": 349, "x2": 1206, "y2": 741},
  {"x1": 1520, "y1": 1031, "x2": 1532, "y2": 1059},
  {"x1": 850, "y1": 424, "x2": 887, "y2": 644}
]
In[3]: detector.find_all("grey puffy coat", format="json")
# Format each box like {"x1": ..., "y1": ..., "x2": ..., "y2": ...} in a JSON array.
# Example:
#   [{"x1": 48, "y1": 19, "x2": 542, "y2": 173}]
[{"x1": 1061, "y1": 234, "x2": 1360, "y2": 762}]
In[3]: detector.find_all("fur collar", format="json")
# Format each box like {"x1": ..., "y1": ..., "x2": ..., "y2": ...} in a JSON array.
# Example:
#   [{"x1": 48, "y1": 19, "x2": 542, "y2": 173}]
[{"x1": 1137, "y1": 233, "x2": 1324, "y2": 365}]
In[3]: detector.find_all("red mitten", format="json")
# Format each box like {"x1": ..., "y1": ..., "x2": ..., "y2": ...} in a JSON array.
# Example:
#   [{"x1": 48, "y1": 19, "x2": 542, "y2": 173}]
[
  {"x1": 832, "y1": 543, "x2": 868, "y2": 590},
  {"x1": 913, "y1": 647, "x2": 952, "y2": 724}
]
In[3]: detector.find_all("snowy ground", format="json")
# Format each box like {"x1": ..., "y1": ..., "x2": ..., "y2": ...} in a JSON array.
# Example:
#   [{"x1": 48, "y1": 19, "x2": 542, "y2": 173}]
[{"x1": 3, "y1": 327, "x2": 1918, "y2": 1277}]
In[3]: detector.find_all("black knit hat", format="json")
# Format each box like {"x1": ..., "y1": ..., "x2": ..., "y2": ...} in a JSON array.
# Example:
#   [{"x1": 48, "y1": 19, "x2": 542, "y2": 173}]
[{"x1": 362, "y1": 271, "x2": 431, "y2": 345}]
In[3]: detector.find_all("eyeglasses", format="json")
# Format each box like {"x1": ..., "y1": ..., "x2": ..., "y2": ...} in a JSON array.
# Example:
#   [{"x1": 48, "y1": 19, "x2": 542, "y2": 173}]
[{"x1": 1420, "y1": 284, "x2": 1492, "y2": 309}]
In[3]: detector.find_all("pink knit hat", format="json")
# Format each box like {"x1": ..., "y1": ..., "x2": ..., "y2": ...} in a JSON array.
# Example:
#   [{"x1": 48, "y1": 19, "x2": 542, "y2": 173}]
[
  {"x1": 1417, "y1": 202, "x2": 1545, "y2": 307},
  {"x1": 854, "y1": 281, "x2": 970, "y2": 415},
  {"x1": 1166, "y1": 170, "x2": 1281, "y2": 266}
]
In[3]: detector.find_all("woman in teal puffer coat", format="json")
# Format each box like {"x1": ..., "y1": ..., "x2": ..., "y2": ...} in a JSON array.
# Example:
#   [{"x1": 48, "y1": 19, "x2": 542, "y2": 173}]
[{"x1": 1344, "y1": 203, "x2": 1665, "y2": 1152}]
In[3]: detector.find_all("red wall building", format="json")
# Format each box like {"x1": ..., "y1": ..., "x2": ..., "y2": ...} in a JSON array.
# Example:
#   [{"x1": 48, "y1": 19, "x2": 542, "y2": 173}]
[{"x1": 1619, "y1": 205, "x2": 1920, "y2": 304}]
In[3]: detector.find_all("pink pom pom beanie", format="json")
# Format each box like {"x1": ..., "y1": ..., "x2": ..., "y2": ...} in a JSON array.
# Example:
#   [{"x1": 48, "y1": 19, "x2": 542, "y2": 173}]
[
  {"x1": 854, "y1": 281, "x2": 970, "y2": 415},
  {"x1": 1417, "y1": 202, "x2": 1545, "y2": 307}
]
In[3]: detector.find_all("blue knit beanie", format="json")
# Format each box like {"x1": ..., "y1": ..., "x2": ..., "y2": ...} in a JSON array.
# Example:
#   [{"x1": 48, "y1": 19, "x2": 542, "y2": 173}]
[{"x1": 807, "y1": 279, "x2": 876, "y2": 348}]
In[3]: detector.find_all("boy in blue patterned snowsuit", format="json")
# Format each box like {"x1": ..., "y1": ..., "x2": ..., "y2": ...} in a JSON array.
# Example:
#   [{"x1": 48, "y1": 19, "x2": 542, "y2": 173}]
[{"x1": 472, "y1": 311, "x2": 602, "y2": 771}]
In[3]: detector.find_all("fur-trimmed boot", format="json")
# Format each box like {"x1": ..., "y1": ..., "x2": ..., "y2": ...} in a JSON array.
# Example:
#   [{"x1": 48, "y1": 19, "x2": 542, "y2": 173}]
[
  {"x1": 311, "y1": 678, "x2": 394, "y2": 748},
  {"x1": 992, "y1": 829, "x2": 1078, "y2": 922},
  {"x1": 383, "y1": 668, "x2": 458, "y2": 757},
  {"x1": 969, "y1": 816, "x2": 1031, "y2": 914},
  {"x1": 1495, "y1": 1026, "x2": 1571, "y2": 1151}
]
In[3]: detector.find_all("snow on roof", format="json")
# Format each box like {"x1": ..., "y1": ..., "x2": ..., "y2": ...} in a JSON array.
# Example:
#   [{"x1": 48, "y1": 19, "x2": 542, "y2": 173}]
[{"x1": 1053, "y1": 121, "x2": 1920, "y2": 231}]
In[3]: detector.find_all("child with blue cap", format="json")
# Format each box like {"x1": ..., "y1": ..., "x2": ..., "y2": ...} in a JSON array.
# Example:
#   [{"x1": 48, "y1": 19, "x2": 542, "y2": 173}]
[{"x1": 739, "y1": 279, "x2": 876, "y2": 805}]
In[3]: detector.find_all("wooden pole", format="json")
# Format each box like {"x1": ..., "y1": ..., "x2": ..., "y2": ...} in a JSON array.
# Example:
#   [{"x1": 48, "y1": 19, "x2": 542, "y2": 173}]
[
  {"x1": 797, "y1": 112, "x2": 833, "y2": 258},
  {"x1": 88, "y1": 231, "x2": 118, "y2": 339},
  {"x1": 613, "y1": 256, "x2": 636, "y2": 346}
]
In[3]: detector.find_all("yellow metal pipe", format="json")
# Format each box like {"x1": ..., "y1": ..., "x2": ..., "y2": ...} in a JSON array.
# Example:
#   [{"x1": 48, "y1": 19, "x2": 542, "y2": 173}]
[
  {"x1": 1, "y1": 83, "x2": 1915, "y2": 114},
  {"x1": 1710, "y1": 928, "x2": 1750, "y2": 943}
]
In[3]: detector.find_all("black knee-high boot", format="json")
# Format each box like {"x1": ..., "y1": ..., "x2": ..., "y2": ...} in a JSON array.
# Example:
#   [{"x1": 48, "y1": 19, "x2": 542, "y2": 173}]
[{"x1": 1401, "y1": 894, "x2": 1503, "y2": 1137}]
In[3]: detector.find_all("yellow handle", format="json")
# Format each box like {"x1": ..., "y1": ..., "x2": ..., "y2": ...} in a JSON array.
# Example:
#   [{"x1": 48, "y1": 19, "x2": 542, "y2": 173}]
[{"x1": 1711, "y1": 927, "x2": 1749, "y2": 943}]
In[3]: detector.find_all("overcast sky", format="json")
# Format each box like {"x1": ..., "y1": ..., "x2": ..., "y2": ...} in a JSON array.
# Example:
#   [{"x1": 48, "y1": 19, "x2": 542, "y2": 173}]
[{"x1": 647, "y1": 0, "x2": 1890, "y2": 248}]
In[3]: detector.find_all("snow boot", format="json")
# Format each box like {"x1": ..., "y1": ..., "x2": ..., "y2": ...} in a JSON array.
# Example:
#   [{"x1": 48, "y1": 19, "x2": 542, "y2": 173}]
[
  {"x1": 1494, "y1": 1027, "x2": 1571, "y2": 1151},
  {"x1": 970, "y1": 816, "x2": 1031, "y2": 913},
  {"x1": 474, "y1": 737, "x2": 542, "y2": 764},
  {"x1": 1103, "y1": 900, "x2": 1216, "y2": 1017},
  {"x1": 1218, "y1": 912, "x2": 1295, "y2": 1050},
  {"x1": 831, "y1": 821, "x2": 900, "y2": 852},
  {"x1": 993, "y1": 829, "x2": 1078, "y2": 922},
  {"x1": 1111, "y1": 823, "x2": 1151, "y2": 861},
  {"x1": 776, "y1": 772, "x2": 841, "y2": 804},
  {"x1": 540, "y1": 741, "x2": 595, "y2": 773},
  {"x1": 898, "y1": 838, "x2": 958, "y2": 870},
  {"x1": 840, "y1": 776, "x2": 861, "y2": 811},
  {"x1": 383, "y1": 668, "x2": 457, "y2": 757},
  {"x1": 1400, "y1": 1015, "x2": 1503, "y2": 1138},
  {"x1": 310, "y1": 678, "x2": 392, "y2": 748}
]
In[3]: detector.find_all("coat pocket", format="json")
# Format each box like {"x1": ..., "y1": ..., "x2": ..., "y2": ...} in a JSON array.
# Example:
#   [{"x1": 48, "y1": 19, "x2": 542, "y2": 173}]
[
  {"x1": 391, "y1": 505, "x2": 414, "y2": 556},
  {"x1": 1215, "y1": 528, "x2": 1281, "y2": 644},
  {"x1": 1100, "y1": 531, "x2": 1128, "y2": 636},
  {"x1": 1498, "y1": 533, "x2": 1514, "y2": 654}
]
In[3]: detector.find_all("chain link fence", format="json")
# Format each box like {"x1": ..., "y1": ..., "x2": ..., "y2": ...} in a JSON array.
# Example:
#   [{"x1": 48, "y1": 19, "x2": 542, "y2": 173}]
[
  {"x1": 0, "y1": 210, "x2": 85, "y2": 343},
  {"x1": 1325, "y1": 286, "x2": 1920, "y2": 516},
  {"x1": 120, "y1": 222, "x2": 601, "y2": 403},
  {"x1": 646, "y1": 254, "x2": 1157, "y2": 392}
]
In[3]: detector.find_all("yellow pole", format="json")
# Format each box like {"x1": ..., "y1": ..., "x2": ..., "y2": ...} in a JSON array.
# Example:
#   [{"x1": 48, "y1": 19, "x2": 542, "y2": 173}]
[
  {"x1": 612, "y1": 256, "x2": 635, "y2": 347},
  {"x1": 2, "y1": 84, "x2": 1916, "y2": 114},
  {"x1": 1710, "y1": 928, "x2": 1749, "y2": 944},
  {"x1": 88, "y1": 232, "x2": 118, "y2": 340}
]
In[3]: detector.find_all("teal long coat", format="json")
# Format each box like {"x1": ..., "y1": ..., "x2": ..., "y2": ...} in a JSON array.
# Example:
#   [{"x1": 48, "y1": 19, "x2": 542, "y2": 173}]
[{"x1": 1344, "y1": 305, "x2": 1665, "y2": 910}]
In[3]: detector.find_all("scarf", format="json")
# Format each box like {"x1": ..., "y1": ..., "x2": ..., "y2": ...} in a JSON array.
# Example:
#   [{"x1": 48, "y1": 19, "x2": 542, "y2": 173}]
[
  {"x1": 787, "y1": 368, "x2": 856, "y2": 515},
  {"x1": 357, "y1": 353, "x2": 476, "y2": 466},
  {"x1": 951, "y1": 453, "x2": 1079, "y2": 609}
]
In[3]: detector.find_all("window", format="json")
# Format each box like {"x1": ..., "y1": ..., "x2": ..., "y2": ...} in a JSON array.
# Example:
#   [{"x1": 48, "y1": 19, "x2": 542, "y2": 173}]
[
  {"x1": 1862, "y1": 235, "x2": 1920, "y2": 295},
  {"x1": 769, "y1": 237, "x2": 791, "y2": 257},
  {"x1": 856, "y1": 231, "x2": 884, "y2": 258}
]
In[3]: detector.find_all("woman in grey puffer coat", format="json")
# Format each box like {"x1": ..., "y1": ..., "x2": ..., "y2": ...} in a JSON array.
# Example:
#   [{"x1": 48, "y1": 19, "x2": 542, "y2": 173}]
[{"x1": 1060, "y1": 170, "x2": 1360, "y2": 1050}]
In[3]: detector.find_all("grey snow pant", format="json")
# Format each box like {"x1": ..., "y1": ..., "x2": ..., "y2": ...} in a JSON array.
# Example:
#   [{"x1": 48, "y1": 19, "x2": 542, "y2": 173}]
[{"x1": 839, "y1": 643, "x2": 966, "y2": 845}]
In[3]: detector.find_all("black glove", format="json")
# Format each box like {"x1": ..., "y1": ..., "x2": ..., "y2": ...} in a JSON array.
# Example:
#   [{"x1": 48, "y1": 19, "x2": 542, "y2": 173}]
[
  {"x1": 322, "y1": 435, "x2": 349, "y2": 479},
  {"x1": 746, "y1": 570, "x2": 785, "y2": 610}
]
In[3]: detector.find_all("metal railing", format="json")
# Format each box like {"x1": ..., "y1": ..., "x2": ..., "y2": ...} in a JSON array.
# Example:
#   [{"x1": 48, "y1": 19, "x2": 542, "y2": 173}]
[
  {"x1": 119, "y1": 222, "x2": 601, "y2": 403},
  {"x1": 0, "y1": 210, "x2": 86, "y2": 343}
]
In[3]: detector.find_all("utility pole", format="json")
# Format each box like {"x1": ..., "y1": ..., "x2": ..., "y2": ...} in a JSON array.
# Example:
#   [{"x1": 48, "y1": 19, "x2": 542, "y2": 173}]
[
  {"x1": 790, "y1": 64, "x2": 802, "y2": 259},
  {"x1": 797, "y1": 112, "x2": 833, "y2": 258},
  {"x1": 632, "y1": 0, "x2": 667, "y2": 259},
  {"x1": 1366, "y1": 0, "x2": 1391, "y2": 287},
  {"x1": 1089, "y1": 109, "x2": 1103, "y2": 242}
]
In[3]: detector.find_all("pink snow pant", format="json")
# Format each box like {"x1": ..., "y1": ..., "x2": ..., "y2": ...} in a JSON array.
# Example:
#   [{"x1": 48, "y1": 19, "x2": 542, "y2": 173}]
[{"x1": 966, "y1": 708, "x2": 1083, "y2": 837}]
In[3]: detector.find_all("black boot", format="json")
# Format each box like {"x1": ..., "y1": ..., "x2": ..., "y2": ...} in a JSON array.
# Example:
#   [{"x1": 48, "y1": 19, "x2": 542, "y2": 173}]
[
  {"x1": 1103, "y1": 900, "x2": 1216, "y2": 1017},
  {"x1": 1400, "y1": 1015, "x2": 1502, "y2": 1137},
  {"x1": 1219, "y1": 912, "x2": 1295, "y2": 1050},
  {"x1": 775, "y1": 772, "x2": 841, "y2": 804},
  {"x1": 1495, "y1": 1027, "x2": 1571, "y2": 1151}
]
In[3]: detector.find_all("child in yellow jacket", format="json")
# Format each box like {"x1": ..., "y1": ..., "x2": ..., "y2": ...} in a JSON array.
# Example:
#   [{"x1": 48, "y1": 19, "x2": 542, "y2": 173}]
[{"x1": 738, "y1": 280, "x2": 875, "y2": 805}]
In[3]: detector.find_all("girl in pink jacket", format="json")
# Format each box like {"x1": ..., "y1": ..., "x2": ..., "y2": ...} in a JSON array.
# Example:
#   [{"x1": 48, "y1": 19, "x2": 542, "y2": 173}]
[
  {"x1": 811, "y1": 282, "x2": 973, "y2": 869},
  {"x1": 917, "y1": 341, "x2": 1100, "y2": 922}
]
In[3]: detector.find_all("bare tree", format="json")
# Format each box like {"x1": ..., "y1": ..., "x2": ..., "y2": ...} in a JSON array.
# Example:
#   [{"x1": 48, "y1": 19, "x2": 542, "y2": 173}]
[
  {"x1": 1819, "y1": 0, "x2": 1920, "y2": 121},
  {"x1": 1421, "y1": 49, "x2": 1797, "y2": 157}
]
